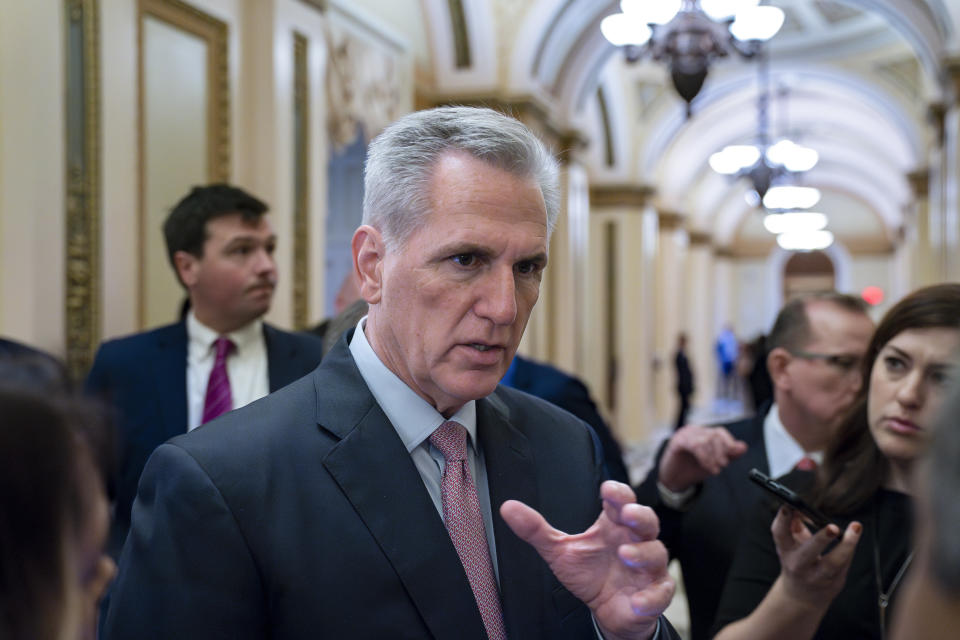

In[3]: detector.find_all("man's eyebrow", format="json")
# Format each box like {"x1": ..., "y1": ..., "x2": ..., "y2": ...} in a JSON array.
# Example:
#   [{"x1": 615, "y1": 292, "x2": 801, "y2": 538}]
[
  {"x1": 519, "y1": 251, "x2": 548, "y2": 266},
  {"x1": 224, "y1": 234, "x2": 276, "y2": 246}
]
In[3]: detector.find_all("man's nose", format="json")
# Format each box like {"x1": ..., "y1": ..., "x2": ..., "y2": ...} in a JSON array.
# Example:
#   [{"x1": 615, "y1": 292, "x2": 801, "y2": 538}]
[
  {"x1": 476, "y1": 267, "x2": 518, "y2": 325},
  {"x1": 254, "y1": 248, "x2": 277, "y2": 276}
]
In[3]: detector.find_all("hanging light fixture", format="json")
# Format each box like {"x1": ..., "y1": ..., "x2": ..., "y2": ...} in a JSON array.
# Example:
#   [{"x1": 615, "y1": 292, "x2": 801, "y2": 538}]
[
  {"x1": 601, "y1": 0, "x2": 785, "y2": 115},
  {"x1": 710, "y1": 49, "x2": 819, "y2": 202},
  {"x1": 763, "y1": 185, "x2": 821, "y2": 210},
  {"x1": 762, "y1": 211, "x2": 828, "y2": 234},
  {"x1": 776, "y1": 229, "x2": 834, "y2": 251}
]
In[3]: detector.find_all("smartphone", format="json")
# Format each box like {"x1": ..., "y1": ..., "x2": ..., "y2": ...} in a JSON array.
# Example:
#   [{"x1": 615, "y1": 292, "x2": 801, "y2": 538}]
[{"x1": 748, "y1": 468, "x2": 834, "y2": 530}]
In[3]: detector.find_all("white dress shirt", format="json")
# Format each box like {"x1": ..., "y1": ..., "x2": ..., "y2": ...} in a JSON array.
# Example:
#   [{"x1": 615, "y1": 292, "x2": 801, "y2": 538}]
[
  {"x1": 763, "y1": 402, "x2": 823, "y2": 478},
  {"x1": 186, "y1": 312, "x2": 269, "y2": 431}
]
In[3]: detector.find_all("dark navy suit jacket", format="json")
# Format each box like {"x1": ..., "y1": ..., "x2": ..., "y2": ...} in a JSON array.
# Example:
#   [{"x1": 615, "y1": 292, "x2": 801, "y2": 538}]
[
  {"x1": 85, "y1": 320, "x2": 324, "y2": 556},
  {"x1": 503, "y1": 355, "x2": 629, "y2": 484},
  {"x1": 634, "y1": 407, "x2": 771, "y2": 640},
  {"x1": 103, "y1": 335, "x2": 679, "y2": 639}
]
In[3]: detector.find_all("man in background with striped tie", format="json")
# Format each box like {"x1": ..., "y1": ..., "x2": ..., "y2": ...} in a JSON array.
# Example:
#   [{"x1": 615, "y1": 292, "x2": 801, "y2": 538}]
[
  {"x1": 86, "y1": 184, "x2": 324, "y2": 559},
  {"x1": 103, "y1": 107, "x2": 680, "y2": 640}
]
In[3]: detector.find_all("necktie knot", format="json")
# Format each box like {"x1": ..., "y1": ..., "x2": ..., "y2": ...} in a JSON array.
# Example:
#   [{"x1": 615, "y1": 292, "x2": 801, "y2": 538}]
[
  {"x1": 213, "y1": 336, "x2": 236, "y2": 361},
  {"x1": 794, "y1": 456, "x2": 817, "y2": 472},
  {"x1": 429, "y1": 420, "x2": 468, "y2": 463}
]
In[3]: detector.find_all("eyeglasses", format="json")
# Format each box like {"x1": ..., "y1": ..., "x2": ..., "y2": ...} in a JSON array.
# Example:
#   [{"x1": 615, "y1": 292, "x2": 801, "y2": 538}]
[{"x1": 789, "y1": 350, "x2": 862, "y2": 373}]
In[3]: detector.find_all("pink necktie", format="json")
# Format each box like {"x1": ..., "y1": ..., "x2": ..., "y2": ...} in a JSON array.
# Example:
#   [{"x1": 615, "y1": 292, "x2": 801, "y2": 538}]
[
  {"x1": 201, "y1": 337, "x2": 235, "y2": 424},
  {"x1": 794, "y1": 456, "x2": 817, "y2": 472},
  {"x1": 430, "y1": 421, "x2": 506, "y2": 640}
]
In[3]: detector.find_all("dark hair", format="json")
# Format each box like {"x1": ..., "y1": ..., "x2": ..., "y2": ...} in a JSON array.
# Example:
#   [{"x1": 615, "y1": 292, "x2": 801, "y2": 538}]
[
  {"x1": 162, "y1": 184, "x2": 268, "y2": 280},
  {"x1": 0, "y1": 391, "x2": 111, "y2": 640},
  {"x1": 815, "y1": 283, "x2": 960, "y2": 514},
  {"x1": 767, "y1": 292, "x2": 869, "y2": 353}
]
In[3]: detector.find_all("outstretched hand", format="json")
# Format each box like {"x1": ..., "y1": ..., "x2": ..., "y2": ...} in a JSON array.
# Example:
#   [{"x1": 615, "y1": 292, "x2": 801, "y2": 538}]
[
  {"x1": 500, "y1": 481, "x2": 675, "y2": 640},
  {"x1": 658, "y1": 424, "x2": 747, "y2": 492}
]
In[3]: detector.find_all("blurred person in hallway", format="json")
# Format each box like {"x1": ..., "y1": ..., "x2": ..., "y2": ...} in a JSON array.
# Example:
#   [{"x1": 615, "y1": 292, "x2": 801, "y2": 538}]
[
  {"x1": 715, "y1": 324, "x2": 740, "y2": 404},
  {"x1": 85, "y1": 184, "x2": 324, "y2": 558},
  {"x1": 635, "y1": 292, "x2": 873, "y2": 640},
  {"x1": 674, "y1": 332, "x2": 694, "y2": 430}
]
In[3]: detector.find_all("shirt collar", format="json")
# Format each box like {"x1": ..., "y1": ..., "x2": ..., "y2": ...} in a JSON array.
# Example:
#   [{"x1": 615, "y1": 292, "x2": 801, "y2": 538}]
[
  {"x1": 187, "y1": 310, "x2": 263, "y2": 354},
  {"x1": 764, "y1": 402, "x2": 823, "y2": 478},
  {"x1": 348, "y1": 316, "x2": 477, "y2": 453}
]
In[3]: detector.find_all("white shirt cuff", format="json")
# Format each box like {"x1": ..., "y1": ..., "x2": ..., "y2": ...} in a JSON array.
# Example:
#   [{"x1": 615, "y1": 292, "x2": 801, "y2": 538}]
[{"x1": 656, "y1": 480, "x2": 698, "y2": 510}]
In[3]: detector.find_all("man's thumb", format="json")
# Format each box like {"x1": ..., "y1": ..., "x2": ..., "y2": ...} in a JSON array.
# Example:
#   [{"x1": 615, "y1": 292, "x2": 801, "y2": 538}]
[{"x1": 500, "y1": 500, "x2": 556, "y2": 553}]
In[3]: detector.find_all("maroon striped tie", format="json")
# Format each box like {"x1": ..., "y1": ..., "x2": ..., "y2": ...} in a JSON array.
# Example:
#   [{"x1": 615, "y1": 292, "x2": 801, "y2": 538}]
[
  {"x1": 201, "y1": 337, "x2": 235, "y2": 424},
  {"x1": 430, "y1": 421, "x2": 506, "y2": 640}
]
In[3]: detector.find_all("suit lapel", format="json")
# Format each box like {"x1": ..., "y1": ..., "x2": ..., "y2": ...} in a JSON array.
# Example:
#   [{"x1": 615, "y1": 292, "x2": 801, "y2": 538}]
[
  {"x1": 318, "y1": 344, "x2": 488, "y2": 640},
  {"x1": 478, "y1": 393, "x2": 546, "y2": 639},
  {"x1": 153, "y1": 323, "x2": 188, "y2": 439}
]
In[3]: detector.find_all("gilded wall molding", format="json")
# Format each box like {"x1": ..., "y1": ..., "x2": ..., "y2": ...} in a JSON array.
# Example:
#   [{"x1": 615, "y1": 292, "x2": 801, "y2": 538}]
[
  {"x1": 448, "y1": 0, "x2": 471, "y2": 69},
  {"x1": 658, "y1": 210, "x2": 685, "y2": 230},
  {"x1": 906, "y1": 167, "x2": 930, "y2": 199},
  {"x1": 297, "y1": 0, "x2": 327, "y2": 11},
  {"x1": 65, "y1": 0, "x2": 102, "y2": 380},
  {"x1": 588, "y1": 185, "x2": 654, "y2": 209},
  {"x1": 139, "y1": 0, "x2": 230, "y2": 182},
  {"x1": 137, "y1": 0, "x2": 230, "y2": 326},
  {"x1": 928, "y1": 102, "x2": 946, "y2": 147},
  {"x1": 687, "y1": 230, "x2": 712, "y2": 246},
  {"x1": 325, "y1": 21, "x2": 405, "y2": 149},
  {"x1": 292, "y1": 32, "x2": 310, "y2": 329}
]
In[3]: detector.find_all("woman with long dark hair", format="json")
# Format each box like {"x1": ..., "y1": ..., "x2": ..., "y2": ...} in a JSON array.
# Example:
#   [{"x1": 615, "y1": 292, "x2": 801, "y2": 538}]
[
  {"x1": 713, "y1": 283, "x2": 960, "y2": 640},
  {"x1": 0, "y1": 376, "x2": 116, "y2": 640}
]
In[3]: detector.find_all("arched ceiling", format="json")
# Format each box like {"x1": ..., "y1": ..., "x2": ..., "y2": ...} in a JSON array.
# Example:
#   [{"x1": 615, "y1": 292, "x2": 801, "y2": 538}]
[
  {"x1": 410, "y1": 0, "x2": 958, "y2": 251},
  {"x1": 506, "y1": 0, "x2": 956, "y2": 250}
]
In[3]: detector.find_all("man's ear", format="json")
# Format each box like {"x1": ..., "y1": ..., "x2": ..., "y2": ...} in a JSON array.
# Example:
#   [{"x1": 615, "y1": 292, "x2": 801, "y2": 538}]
[
  {"x1": 173, "y1": 251, "x2": 199, "y2": 288},
  {"x1": 767, "y1": 347, "x2": 793, "y2": 391},
  {"x1": 353, "y1": 225, "x2": 385, "y2": 305}
]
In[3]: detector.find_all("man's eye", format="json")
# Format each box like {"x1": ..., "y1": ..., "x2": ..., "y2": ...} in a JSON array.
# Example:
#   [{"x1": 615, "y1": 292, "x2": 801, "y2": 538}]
[
  {"x1": 452, "y1": 254, "x2": 476, "y2": 267},
  {"x1": 516, "y1": 261, "x2": 539, "y2": 275},
  {"x1": 829, "y1": 356, "x2": 857, "y2": 370}
]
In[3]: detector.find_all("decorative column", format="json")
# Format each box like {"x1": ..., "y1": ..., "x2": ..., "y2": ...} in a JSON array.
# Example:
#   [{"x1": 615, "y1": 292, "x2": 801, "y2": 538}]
[
  {"x1": 943, "y1": 58, "x2": 960, "y2": 280},
  {"x1": 587, "y1": 186, "x2": 658, "y2": 448},
  {"x1": 926, "y1": 101, "x2": 947, "y2": 282},
  {"x1": 653, "y1": 210, "x2": 688, "y2": 429},
  {"x1": 518, "y1": 127, "x2": 589, "y2": 369},
  {"x1": 546, "y1": 137, "x2": 590, "y2": 375},
  {"x1": 906, "y1": 168, "x2": 933, "y2": 287},
  {"x1": 686, "y1": 231, "x2": 715, "y2": 412}
]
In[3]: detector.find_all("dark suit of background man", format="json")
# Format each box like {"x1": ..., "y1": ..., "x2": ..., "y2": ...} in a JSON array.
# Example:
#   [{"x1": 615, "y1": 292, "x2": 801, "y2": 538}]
[
  {"x1": 673, "y1": 333, "x2": 694, "y2": 431},
  {"x1": 635, "y1": 293, "x2": 873, "y2": 640},
  {"x1": 501, "y1": 354, "x2": 630, "y2": 484},
  {"x1": 85, "y1": 184, "x2": 324, "y2": 558},
  {"x1": 104, "y1": 107, "x2": 680, "y2": 640}
]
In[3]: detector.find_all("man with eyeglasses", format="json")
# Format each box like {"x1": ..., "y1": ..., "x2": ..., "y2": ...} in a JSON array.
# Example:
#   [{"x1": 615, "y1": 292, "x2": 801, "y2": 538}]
[{"x1": 635, "y1": 292, "x2": 874, "y2": 640}]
